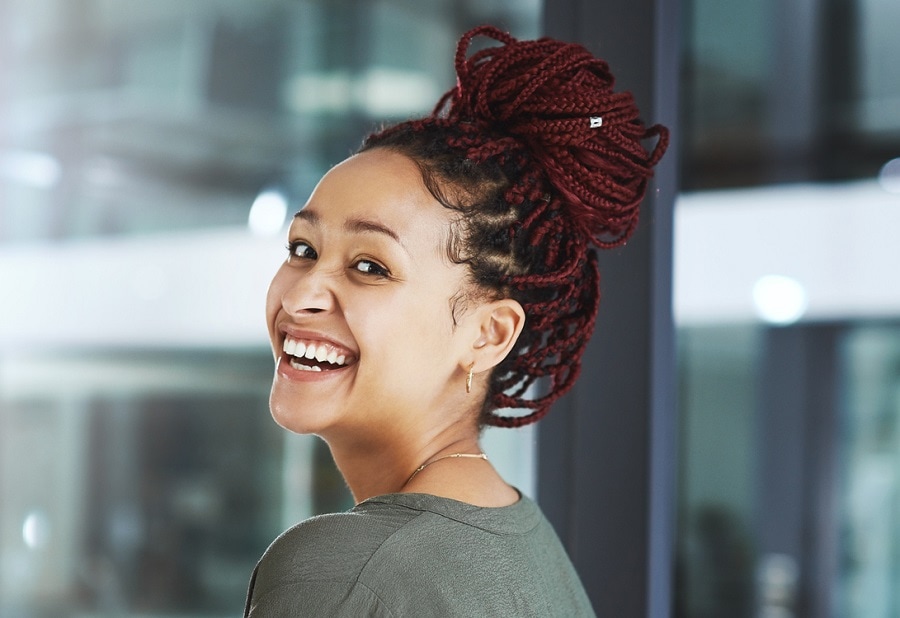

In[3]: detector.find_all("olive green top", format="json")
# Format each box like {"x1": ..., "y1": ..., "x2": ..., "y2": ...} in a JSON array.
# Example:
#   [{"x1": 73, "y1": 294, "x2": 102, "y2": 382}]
[{"x1": 244, "y1": 491, "x2": 595, "y2": 617}]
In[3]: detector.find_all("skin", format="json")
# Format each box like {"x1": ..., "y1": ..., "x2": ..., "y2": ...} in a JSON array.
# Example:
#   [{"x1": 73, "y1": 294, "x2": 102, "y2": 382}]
[{"x1": 266, "y1": 149, "x2": 524, "y2": 507}]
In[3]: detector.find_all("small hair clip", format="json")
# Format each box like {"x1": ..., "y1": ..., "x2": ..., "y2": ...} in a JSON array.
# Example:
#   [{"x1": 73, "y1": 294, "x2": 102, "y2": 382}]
[{"x1": 589, "y1": 117, "x2": 603, "y2": 128}]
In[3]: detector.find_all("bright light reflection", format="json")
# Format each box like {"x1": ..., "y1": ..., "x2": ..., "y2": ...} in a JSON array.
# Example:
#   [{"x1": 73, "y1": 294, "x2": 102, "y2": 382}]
[
  {"x1": 22, "y1": 510, "x2": 51, "y2": 550},
  {"x1": 357, "y1": 68, "x2": 441, "y2": 116},
  {"x1": 878, "y1": 158, "x2": 900, "y2": 194},
  {"x1": 284, "y1": 69, "x2": 440, "y2": 116},
  {"x1": 0, "y1": 149, "x2": 62, "y2": 188},
  {"x1": 752, "y1": 275, "x2": 808, "y2": 325},
  {"x1": 248, "y1": 189, "x2": 288, "y2": 236}
]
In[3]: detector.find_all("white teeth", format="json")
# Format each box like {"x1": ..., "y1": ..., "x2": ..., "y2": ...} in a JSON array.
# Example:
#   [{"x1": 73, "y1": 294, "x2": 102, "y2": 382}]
[
  {"x1": 290, "y1": 358, "x2": 322, "y2": 372},
  {"x1": 282, "y1": 338, "x2": 306, "y2": 357},
  {"x1": 283, "y1": 337, "x2": 352, "y2": 367}
]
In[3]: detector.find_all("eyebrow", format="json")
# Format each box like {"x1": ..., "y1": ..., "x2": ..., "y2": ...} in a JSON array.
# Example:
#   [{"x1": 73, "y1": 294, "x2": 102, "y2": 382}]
[{"x1": 293, "y1": 210, "x2": 407, "y2": 253}]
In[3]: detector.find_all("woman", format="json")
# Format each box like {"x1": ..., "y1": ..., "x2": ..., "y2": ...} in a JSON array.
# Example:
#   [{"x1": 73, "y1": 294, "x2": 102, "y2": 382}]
[{"x1": 244, "y1": 26, "x2": 667, "y2": 617}]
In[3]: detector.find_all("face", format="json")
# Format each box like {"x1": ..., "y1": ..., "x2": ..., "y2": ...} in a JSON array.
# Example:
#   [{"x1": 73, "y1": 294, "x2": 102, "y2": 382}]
[{"x1": 266, "y1": 149, "x2": 477, "y2": 441}]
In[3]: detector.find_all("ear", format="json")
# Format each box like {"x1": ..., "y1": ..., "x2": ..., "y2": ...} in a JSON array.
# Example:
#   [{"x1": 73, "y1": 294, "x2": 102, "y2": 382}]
[{"x1": 467, "y1": 298, "x2": 526, "y2": 372}]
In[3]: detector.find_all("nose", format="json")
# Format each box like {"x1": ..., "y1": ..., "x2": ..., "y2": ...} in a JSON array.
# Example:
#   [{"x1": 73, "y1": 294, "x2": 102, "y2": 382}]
[{"x1": 278, "y1": 263, "x2": 338, "y2": 316}]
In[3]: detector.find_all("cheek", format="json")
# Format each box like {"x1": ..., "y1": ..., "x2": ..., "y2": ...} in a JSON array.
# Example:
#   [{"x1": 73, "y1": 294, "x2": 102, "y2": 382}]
[{"x1": 399, "y1": 291, "x2": 458, "y2": 356}]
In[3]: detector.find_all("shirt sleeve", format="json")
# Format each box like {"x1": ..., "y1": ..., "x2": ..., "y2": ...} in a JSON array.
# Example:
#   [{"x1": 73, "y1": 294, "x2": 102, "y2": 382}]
[{"x1": 246, "y1": 579, "x2": 396, "y2": 618}]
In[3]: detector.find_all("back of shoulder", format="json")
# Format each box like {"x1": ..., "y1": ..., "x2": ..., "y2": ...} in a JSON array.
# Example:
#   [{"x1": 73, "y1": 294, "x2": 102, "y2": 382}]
[
  {"x1": 253, "y1": 506, "x2": 417, "y2": 592},
  {"x1": 246, "y1": 498, "x2": 595, "y2": 617},
  {"x1": 350, "y1": 504, "x2": 595, "y2": 617},
  {"x1": 246, "y1": 506, "x2": 422, "y2": 616}
]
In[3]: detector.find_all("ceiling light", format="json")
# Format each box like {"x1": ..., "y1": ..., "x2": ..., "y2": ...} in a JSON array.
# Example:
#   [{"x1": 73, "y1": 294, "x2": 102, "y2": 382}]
[
  {"x1": 0, "y1": 149, "x2": 61, "y2": 189},
  {"x1": 752, "y1": 275, "x2": 808, "y2": 325},
  {"x1": 248, "y1": 188, "x2": 288, "y2": 236}
]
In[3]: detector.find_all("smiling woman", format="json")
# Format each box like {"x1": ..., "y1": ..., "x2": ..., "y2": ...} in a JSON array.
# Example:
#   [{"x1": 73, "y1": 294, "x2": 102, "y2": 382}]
[
  {"x1": 244, "y1": 26, "x2": 667, "y2": 617},
  {"x1": 268, "y1": 152, "x2": 489, "y2": 439}
]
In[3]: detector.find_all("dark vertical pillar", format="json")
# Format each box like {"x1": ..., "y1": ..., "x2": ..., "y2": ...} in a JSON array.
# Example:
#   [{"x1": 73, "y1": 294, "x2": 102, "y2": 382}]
[
  {"x1": 768, "y1": 0, "x2": 822, "y2": 182},
  {"x1": 819, "y1": 0, "x2": 860, "y2": 179},
  {"x1": 538, "y1": 1, "x2": 680, "y2": 617},
  {"x1": 803, "y1": 327, "x2": 841, "y2": 618},
  {"x1": 756, "y1": 325, "x2": 841, "y2": 618}
]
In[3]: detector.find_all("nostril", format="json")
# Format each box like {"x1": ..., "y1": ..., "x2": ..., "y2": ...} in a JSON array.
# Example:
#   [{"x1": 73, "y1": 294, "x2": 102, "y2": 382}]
[
  {"x1": 284, "y1": 304, "x2": 328, "y2": 316},
  {"x1": 281, "y1": 274, "x2": 335, "y2": 315}
]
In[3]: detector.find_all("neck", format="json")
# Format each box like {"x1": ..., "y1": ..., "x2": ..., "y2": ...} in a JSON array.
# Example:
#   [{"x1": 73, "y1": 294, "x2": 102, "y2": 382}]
[{"x1": 325, "y1": 427, "x2": 484, "y2": 503}]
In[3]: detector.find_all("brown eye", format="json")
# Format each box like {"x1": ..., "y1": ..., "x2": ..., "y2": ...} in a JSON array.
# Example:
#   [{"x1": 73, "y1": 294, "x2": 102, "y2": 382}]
[
  {"x1": 287, "y1": 241, "x2": 317, "y2": 261},
  {"x1": 353, "y1": 259, "x2": 389, "y2": 277}
]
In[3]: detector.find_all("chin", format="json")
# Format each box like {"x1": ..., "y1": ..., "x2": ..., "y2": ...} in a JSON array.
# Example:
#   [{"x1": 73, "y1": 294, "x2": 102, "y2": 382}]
[
  {"x1": 269, "y1": 386, "x2": 332, "y2": 436},
  {"x1": 269, "y1": 404, "x2": 326, "y2": 436}
]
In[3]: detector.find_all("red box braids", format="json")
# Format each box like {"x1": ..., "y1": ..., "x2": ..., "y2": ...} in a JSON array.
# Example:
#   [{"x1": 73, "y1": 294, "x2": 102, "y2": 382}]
[{"x1": 361, "y1": 25, "x2": 669, "y2": 427}]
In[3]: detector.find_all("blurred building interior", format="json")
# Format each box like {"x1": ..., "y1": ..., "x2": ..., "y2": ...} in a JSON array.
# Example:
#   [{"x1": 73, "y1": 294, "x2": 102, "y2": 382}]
[{"x1": 1, "y1": 0, "x2": 899, "y2": 616}]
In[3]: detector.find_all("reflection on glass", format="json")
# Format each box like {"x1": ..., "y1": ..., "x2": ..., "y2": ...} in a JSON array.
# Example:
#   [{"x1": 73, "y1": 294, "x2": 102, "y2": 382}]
[
  {"x1": 839, "y1": 326, "x2": 900, "y2": 617},
  {"x1": 0, "y1": 0, "x2": 540, "y2": 244},
  {"x1": 0, "y1": 352, "x2": 282, "y2": 614},
  {"x1": 675, "y1": 326, "x2": 760, "y2": 618}
]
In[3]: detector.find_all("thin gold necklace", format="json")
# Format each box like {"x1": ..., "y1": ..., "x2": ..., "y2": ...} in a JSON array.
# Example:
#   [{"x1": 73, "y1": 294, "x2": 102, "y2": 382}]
[{"x1": 406, "y1": 452, "x2": 488, "y2": 485}]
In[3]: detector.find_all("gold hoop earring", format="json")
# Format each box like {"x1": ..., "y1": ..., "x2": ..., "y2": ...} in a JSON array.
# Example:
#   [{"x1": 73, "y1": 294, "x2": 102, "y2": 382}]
[{"x1": 466, "y1": 363, "x2": 475, "y2": 394}]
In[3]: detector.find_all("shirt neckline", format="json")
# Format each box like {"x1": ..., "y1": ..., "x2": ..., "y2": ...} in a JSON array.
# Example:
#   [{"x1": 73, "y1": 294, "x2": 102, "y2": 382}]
[{"x1": 355, "y1": 490, "x2": 541, "y2": 535}]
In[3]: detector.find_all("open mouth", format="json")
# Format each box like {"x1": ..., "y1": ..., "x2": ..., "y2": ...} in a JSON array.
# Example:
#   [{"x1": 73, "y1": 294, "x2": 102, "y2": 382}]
[{"x1": 283, "y1": 337, "x2": 354, "y2": 373}]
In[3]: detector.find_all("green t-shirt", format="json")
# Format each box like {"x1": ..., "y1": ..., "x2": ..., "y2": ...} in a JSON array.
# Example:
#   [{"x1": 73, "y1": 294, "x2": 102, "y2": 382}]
[{"x1": 244, "y1": 492, "x2": 595, "y2": 617}]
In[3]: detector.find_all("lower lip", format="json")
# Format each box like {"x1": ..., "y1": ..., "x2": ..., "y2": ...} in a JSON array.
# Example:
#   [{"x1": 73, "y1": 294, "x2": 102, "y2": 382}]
[{"x1": 275, "y1": 355, "x2": 352, "y2": 382}]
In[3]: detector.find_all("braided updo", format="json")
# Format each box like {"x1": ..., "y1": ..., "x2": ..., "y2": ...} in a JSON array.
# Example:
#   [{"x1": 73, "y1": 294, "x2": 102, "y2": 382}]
[{"x1": 361, "y1": 26, "x2": 668, "y2": 427}]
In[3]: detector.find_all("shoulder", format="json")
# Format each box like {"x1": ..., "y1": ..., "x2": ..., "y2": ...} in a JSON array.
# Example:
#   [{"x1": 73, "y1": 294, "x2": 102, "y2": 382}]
[
  {"x1": 245, "y1": 497, "x2": 477, "y2": 616},
  {"x1": 246, "y1": 500, "x2": 447, "y2": 616},
  {"x1": 246, "y1": 494, "x2": 596, "y2": 617},
  {"x1": 249, "y1": 504, "x2": 420, "y2": 597}
]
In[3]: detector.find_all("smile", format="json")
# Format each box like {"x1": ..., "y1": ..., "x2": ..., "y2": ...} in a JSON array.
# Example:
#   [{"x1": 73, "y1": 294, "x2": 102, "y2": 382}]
[{"x1": 283, "y1": 336, "x2": 355, "y2": 372}]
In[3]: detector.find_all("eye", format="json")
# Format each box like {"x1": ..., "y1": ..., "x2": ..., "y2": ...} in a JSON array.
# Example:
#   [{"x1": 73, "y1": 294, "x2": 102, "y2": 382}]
[
  {"x1": 286, "y1": 240, "x2": 317, "y2": 262},
  {"x1": 353, "y1": 259, "x2": 390, "y2": 277}
]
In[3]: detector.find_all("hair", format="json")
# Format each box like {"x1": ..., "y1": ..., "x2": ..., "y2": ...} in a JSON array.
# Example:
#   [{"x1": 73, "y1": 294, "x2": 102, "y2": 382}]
[{"x1": 360, "y1": 26, "x2": 668, "y2": 428}]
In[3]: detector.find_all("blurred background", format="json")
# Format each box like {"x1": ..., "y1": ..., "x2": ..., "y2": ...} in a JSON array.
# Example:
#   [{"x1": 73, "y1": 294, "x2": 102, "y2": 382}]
[{"x1": 0, "y1": 0, "x2": 898, "y2": 616}]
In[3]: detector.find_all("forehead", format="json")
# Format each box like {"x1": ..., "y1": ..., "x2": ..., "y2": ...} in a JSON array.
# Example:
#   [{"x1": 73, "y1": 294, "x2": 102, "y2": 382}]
[{"x1": 295, "y1": 149, "x2": 452, "y2": 244}]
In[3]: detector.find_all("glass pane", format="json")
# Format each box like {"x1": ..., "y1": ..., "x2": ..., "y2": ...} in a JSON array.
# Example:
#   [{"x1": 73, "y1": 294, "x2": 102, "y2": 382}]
[
  {"x1": 0, "y1": 351, "x2": 283, "y2": 615},
  {"x1": 838, "y1": 325, "x2": 900, "y2": 617},
  {"x1": 681, "y1": 0, "x2": 900, "y2": 190},
  {"x1": 675, "y1": 325, "x2": 760, "y2": 618},
  {"x1": 0, "y1": 0, "x2": 540, "y2": 243},
  {"x1": 679, "y1": 0, "x2": 900, "y2": 615}
]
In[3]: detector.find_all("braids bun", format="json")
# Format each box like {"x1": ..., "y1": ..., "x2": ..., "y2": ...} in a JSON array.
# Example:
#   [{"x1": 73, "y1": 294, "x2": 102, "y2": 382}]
[
  {"x1": 437, "y1": 25, "x2": 669, "y2": 247},
  {"x1": 362, "y1": 27, "x2": 668, "y2": 427}
]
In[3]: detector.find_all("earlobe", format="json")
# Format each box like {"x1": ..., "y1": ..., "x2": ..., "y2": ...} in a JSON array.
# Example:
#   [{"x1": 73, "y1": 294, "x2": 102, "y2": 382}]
[{"x1": 470, "y1": 299, "x2": 525, "y2": 371}]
